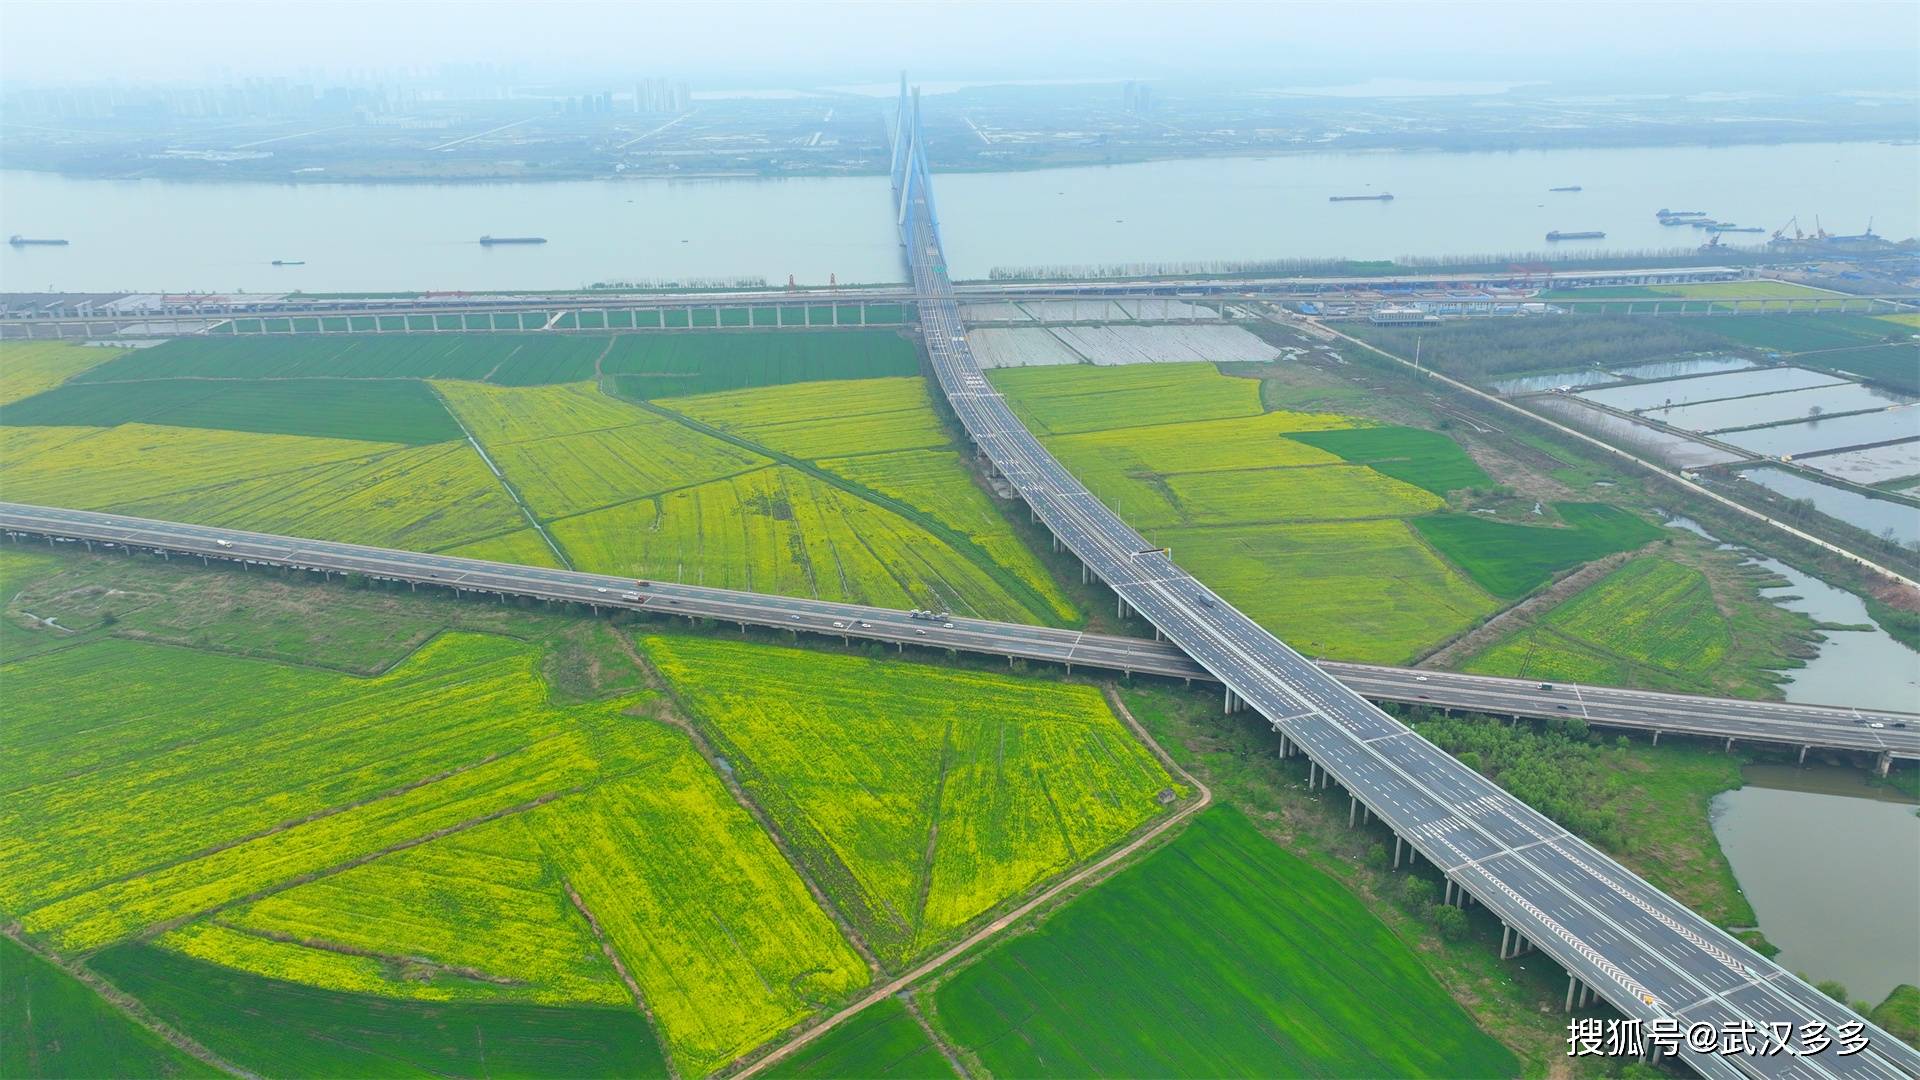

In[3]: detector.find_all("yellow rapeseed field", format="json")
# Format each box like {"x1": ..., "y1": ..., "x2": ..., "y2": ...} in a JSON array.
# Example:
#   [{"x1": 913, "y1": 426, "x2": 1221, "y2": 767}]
[
  {"x1": 1161, "y1": 520, "x2": 1499, "y2": 662},
  {"x1": 2, "y1": 630, "x2": 869, "y2": 1077},
  {"x1": 668, "y1": 376, "x2": 951, "y2": 459},
  {"x1": 643, "y1": 634, "x2": 1175, "y2": 966},
  {"x1": 526, "y1": 752, "x2": 868, "y2": 1075},
  {"x1": 159, "y1": 922, "x2": 439, "y2": 998},
  {"x1": 441, "y1": 528, "x2": 566, "y2": 569},
  {"x1": 0, "y1": 423, "x2": 525, "y2": 552},
  {"x1": 991, "y1": 363, "x2": 1497, "y2": 662},
  {"x1": 1164, "y1": 464, "x2": 1443, "y2": 525},
  {"x1": 1046, "y1": 412, "x2": 1358, "y2": 529},
  {"x1": 820, "y1": 448, "x2": 1076, "y2": 621},
  {"x1": 0, "y1": 423, "x2": 391, "y2": 508},
  {"x1": 432, "y1": 379, "x2": 641, "y2": 443},
  {"x1": 0, "y1": 341, "x2": 122, "y2": 405},
  {"x1": 437, "y1": 380, "x2": 767, "y2": 519},
  {"x1": 432, "y1": 378, "x2": 1074, "y2": 622},
  {"x1": 550, "y1": 465, "x2": 1043, "y2": 621},
  {"x1": 989, "y1": 361, "x2": 1263, "y2": 435},
  {"x1": 212, "y1": 816, "x2": 630, "y2": 1006},
  {"x1": 491, "y1": 420, "x2": 765, "y2": 519}
]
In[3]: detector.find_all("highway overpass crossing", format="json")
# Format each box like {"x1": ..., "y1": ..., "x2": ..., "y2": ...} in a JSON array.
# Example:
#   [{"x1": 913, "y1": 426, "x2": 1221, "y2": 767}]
[
  {"x1": 5, "y1": 501, "x2": 1915, "y2": 769},
  {"x1": 891, "y1": 80, "x2": 1920, "y2": 1080}
]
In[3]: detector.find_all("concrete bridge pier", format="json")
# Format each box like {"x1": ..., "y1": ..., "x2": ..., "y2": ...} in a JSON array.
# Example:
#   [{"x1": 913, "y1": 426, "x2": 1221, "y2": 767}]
[
  {"x1": 1393, "y1": 835, "x2": 1403, "y2": 868},
  {"x1": 1876, "y1": 751, "x2": 1892, "y2": 778},
  {"x1": 1799, "y1": 744, "x2": 1810, "y2": 765},
  {"x1": 1566, "y1": 975, "x2": 1580, "y2": 1012},
  {"x1": 1500, "y1": 922, "x2": 1512, "y2": 959},
  {"x1": 1349, "y1": 795, "x2": 1358, "y2": 827}
]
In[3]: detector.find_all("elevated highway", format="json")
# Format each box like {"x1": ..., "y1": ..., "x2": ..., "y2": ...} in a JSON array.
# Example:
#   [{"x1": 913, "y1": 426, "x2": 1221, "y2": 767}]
[
  {"x1": 7, "y1": 501, "x2": 1914, "y2": 765},
  {"x1": 891, "y1": 83, "x2": 1920, "y2": 1079},
  {"x1": 15, "y1": 272, "x2": 1907, "y2": 342}
]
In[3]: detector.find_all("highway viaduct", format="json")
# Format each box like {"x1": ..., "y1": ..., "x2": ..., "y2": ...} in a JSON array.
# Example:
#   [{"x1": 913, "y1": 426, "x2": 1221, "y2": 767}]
[
  {"x1": 890, "y1": 77, "x2": 1920, "y2": 1080},
  {"x1": 5, "y1": 502, "x2": 1915, "y2": 774}
]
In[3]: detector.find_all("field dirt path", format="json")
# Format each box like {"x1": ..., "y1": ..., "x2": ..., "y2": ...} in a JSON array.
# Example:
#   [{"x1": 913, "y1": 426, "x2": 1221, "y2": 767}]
[
  {"x1": 903, "y1": 994, "x2": 971, "y2": 1079},
  {"x1": 425, "y1": 382, "x2": 573, "y2": 570},
  {"x1": 731, "y1": 683, "x2": 1211, "y2": 1079},
  {"x1": 610, "y1": 630, "x2": 884, "y2": 976},
  {"x1": 562, "y1": 878, "x2": 682, "y2": 1080},
  {"x1": 1416, "y1": 549, "x2": 1638, "y2": 668},
  {"x1": 4, "y1": 926, "x2": 256, "y2": 1079}
]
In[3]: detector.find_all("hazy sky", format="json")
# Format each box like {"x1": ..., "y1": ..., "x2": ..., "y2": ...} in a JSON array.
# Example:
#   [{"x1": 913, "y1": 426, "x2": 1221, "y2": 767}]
[{"x1": 2, "y1": 0, "x2": 1915, "y2": 87}]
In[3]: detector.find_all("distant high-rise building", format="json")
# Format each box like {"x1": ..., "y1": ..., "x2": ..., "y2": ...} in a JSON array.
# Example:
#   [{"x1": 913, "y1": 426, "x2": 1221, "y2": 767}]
[
  {"x1": 631, "y1": 77, "x2": 690, "y2": 115},
  {"x1": 1123, "y1": 81, "x2": 1151, "y2": 116}
]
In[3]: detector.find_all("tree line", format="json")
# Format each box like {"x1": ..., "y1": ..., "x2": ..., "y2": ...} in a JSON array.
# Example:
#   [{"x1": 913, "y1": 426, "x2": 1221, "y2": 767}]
[{"x1": 1347, "y1": 316, "x2": 1732, "y2": 380}]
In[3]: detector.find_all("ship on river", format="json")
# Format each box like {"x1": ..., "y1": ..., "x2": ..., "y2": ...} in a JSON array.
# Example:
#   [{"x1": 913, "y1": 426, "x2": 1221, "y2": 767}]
[
  {"x1": 1546, "y1": 230, "x2": 1606, "y2": 241},
  {"x1": 479, "y1": 235, "x2": 547, "y2": 245},
  {"x1": 8, "y1": 235, "x2": 69, "y2": 246},
  {"x1": 1328, "y1": 193, "x2": 1393, "y2": 202}
]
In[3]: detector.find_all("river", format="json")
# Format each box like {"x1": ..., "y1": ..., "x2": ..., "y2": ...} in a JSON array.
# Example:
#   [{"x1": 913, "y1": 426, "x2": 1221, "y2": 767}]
[
  {"x1": 1662, "y1": 515, "x2": 1919, "y2": 713},
  {"x1": 3, "y1": 140, "x2": 1916, "y2": 293},
  {"x1": 1711, "y1": 765, "x2": 1919, "y2": 1005}
]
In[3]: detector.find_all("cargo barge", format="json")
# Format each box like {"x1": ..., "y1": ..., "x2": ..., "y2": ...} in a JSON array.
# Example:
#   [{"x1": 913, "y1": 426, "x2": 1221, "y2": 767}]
[
  {"x1": 479, "y1": 235, "x2": 547, "y2": 245},
  {"x1": 8, "y1": 235, "x2": 69, "y2": 246},
  {"x1": 1548, "y1": 185, "x2": 1582, "y2": 192},
  {"x1": 1329, "y1": 193, "x2": 1394, "y2": 202},
  {"x1": 271, "y1": 259, "x2": 305, "y2": 266},
  {"x1": 1546, "y1": 230, "x2": 1606, "y2": 241}
]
